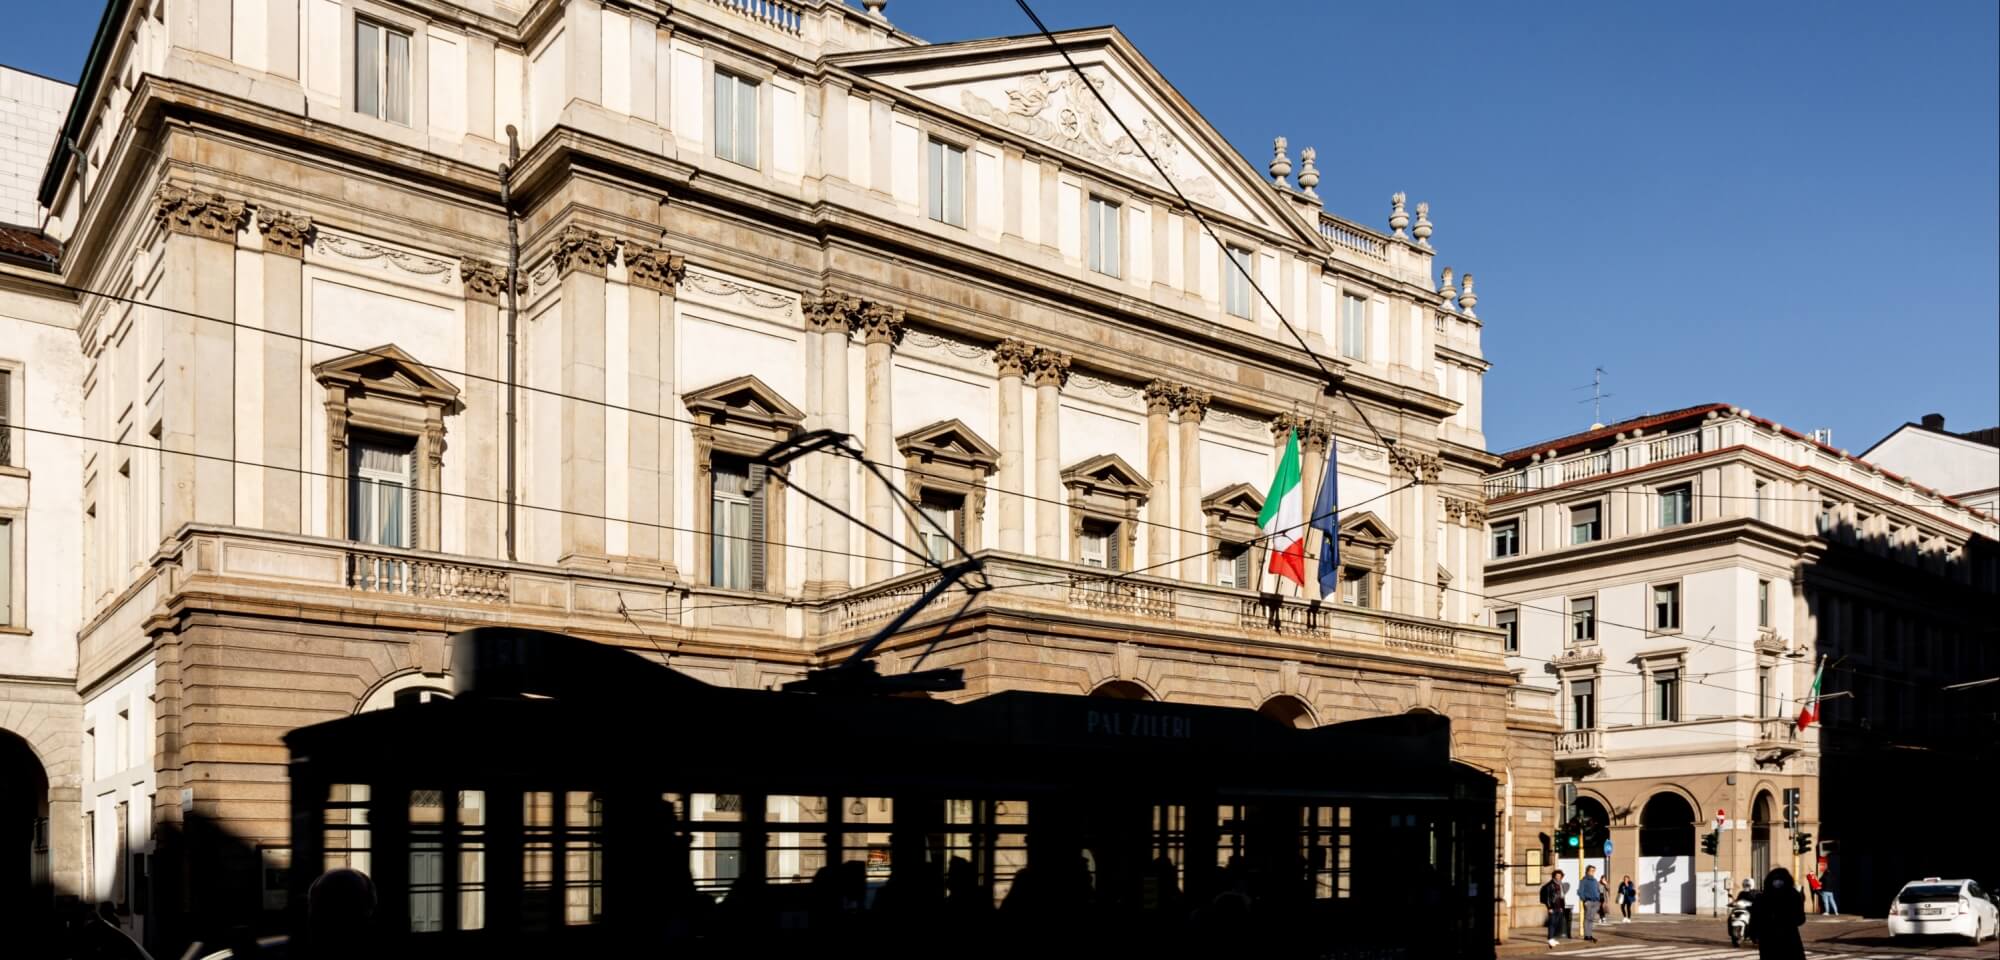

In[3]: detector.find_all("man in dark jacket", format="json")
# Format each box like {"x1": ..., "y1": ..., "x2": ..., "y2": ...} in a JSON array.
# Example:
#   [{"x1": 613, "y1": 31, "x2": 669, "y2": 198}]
[{"x1": 1540, "y1": 869, "x2": 1567, "y2": 947}]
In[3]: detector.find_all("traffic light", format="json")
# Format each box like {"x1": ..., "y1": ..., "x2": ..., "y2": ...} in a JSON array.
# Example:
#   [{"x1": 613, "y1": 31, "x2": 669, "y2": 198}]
[
  {"x1": 1793, "y1": 832, "x2": 1813, "y2": 855},
  {"x1": 1565, "y1": 830, "x2": 1580, "y2": 851},
  {"x1": 1701, "y1": 831, "x2": 1719, "y2": 855},
  {"x1": 1782, "y1": 788, "x2": 1800, "y2": 829}
]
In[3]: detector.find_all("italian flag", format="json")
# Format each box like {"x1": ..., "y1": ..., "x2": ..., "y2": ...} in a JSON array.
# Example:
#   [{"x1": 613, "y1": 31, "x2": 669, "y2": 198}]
[
  {"x1": 1796, "y1": 657, "x2": 1825, "y2": 731},
  {"x1": 1257, "y1": 429, "x2": 1307, "y2": 588}
]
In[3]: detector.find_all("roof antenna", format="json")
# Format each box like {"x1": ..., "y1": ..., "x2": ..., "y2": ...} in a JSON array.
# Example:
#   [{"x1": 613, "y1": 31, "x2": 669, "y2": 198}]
[{"x1": 1573, "y1": 367, "x2": 1611, "y2": 429}]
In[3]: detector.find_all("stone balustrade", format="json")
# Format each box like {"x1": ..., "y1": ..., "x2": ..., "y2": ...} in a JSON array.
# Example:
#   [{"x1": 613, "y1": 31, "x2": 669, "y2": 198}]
[
  {"x1": 708, "y1": 0, "x2": 804, "y2": 35},
  {"x1": 1317, "y1": 213, "x2": 1390, "y2": 261}
]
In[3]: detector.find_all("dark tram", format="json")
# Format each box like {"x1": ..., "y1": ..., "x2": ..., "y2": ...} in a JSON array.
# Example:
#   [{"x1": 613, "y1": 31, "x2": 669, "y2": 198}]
[{"x1": 284, "y1": 627, "x2": 1496, "y2": 958}]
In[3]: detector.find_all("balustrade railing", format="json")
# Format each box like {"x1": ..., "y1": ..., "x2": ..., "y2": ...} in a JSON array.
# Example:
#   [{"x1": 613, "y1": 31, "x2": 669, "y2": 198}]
[
  {"x1": 837, "y1": 573, "x2": 943, "y2": 631},
  {"x1": 345, "y1": 548, "x2": 510, "y2": 603},
  {"x1": 1647, "y1": 430, "x2": 1701, "y2": 463},
  {"x1": 1560, "y1": 451, "x2": 1611, "y2": 482},
  {"x1": 1755, "y1": 717, "x2": 1799, "y2": 744},
  {"x1": 1318, "y1": 215, "x2": 1390, "y2": 261},
  {"x1": 708, "y1": 0, "x2": 804, "y2": 35},
  {"x1": 1555, "y1": 728, "x2": 1602, "y2": 755},
  {"x1": 1485, "y1": 472, "x2": 1526, "y2": 498},
  {"x1": 1383, "y1": 618, "x2": 1455, "y2": 653},
  {"x1": 1068, "y1": 575, "x2": 1177, "y2": 619}
]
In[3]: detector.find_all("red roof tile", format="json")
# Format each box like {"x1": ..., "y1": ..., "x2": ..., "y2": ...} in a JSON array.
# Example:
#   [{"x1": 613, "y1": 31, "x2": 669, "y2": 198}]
[{"x1": 1496, "y1": 403, "x2": 1730, "y2": 465}]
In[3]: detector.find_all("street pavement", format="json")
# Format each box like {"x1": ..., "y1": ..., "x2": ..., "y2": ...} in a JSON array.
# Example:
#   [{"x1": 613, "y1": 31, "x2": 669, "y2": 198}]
[{"x1": 1530, "y1": 913, "x2": 1995, "y2": 958}]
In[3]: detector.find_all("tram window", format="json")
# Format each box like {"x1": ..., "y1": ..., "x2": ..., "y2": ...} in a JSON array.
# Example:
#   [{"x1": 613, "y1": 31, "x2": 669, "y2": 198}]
[
  {"x1": 682, "y1": 793, "x2": 744, "y2": 899},
  {"x1": 839, "y1": 797, "x2": 894, "y2": 884},
  {"x1": 1303, "y1": 805, "x2": 1352, "y2": 900},
  {"x1": 1150, "y1": 804, "x2": 1186, "y2": 904},
  {"x1": 563, "y1": 792, "x2": 602, "y2": 926},
  {"x1": 409, "y1": 790, "x2": 446, "y2": 932},
  {"x1": 323, "y1": 784, "x2": 372, "y2": 876},
  {"x1": 945, "y1": 799, "x2": 1029, "y2": 907},
  {"x1": 522, "y1": 792, "x2": 556, "y2": 930},
  {"x1": 765, "y1": 794, "x2": 830, "y2": 885},
  {"x1": 459, "y1": 791, "x2": 486, "y2": 931}
]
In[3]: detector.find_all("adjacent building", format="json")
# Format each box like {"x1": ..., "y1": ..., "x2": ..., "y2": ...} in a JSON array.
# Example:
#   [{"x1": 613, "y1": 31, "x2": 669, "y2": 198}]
[
  {"x1": 1859, "y1": 413, "x2": 2000, "y2": 515},
  {"x1": 2, "y1": 0, "x2": 1549, "y2": 950},
  {"x1": 1485, "y1": 404, "x2": 1998, "y2": 916}
]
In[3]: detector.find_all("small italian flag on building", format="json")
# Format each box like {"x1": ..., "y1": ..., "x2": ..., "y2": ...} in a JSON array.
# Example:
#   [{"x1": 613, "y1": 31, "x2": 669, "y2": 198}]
[
  {"x1": 1796, "y1": 656, "x2": 1825, "y2": 731},
  {"x1": 1257, "y1": 428, "x2": 1306, "y2": 588}
]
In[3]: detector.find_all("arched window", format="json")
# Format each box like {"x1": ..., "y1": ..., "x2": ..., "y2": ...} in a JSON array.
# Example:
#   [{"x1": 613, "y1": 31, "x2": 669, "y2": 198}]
[{"x1": 357, "y1": 672, "x2": 454, "y2": 713}]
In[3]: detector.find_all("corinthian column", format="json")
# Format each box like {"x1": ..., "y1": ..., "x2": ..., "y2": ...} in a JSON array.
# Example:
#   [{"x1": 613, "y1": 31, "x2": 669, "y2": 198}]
[
  {"x1": 1143, "y1": 381, "x2": 1176, "y2": 569},
  {"x1": 554, "y1": 225, "x2": 621, "y2": 566},
  {"x1": 154, "y1": 185, "x2": 248, "y2": 538},
  {"x1": 459, "y1": 256, "x2": 505, "y2": 557},
  {"x1": 258, "y1": 207, "x2": 313, "y2": 535},
  {"x1": 623, "y1": 242, "x2": 685, "y2": 575},
  {"x1": 857, "y1": 302, "x2": 905, "y2": 581},
  {"x1": 993, "y1": 340, "x2": 1031, "y2": 553},
  {"x1": 1174, "y1": 386, "x2": 1209, "y2": 582},
  {"x1": 1028, "y1": 348, "x2": 1071, "y2": 558},
  {"x1": 805, "y1": 290, "x2": 860, "y2": 593}
]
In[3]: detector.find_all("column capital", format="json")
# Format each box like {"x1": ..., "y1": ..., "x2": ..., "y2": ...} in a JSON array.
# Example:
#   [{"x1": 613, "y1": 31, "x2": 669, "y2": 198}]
[
  {"x1": 460, "y1": 257, "x2": 508, "y2": 304},
  {"x1": 624, "y1": 242, "x2": 687, "y2": 294},
  {"x1": 1027, "y1": 347, "x2": 1071, "y2": 389},
  {"x1": 1272, "y1": 412, "x2": 1332, "y2": 451},
  {"x1": 255, "y1": 207, "x2": 314, "y2": 258},
  {"x1": 992, "y1": 338, "x2": 1033, "y2": 378},
  {"x1": 154, "y1": 183, "x2": 249, "y2": 242},
  {"x1": 855, "y1": 301, "x2": 906, "y2": 346},
  {"x1": 803, "y1": 287, "x2": 863, "y2": 335},
  {"x1": 1393, "y1": 448, "x2": 1444, "y2": 483},
  {"x1": 1171, "y1": 385, "x2": 1211, "y2": 422},
  {"x1": 553, "y1": 225, "x2": 621, "y2": 278},
  {"x1": 1144, "y1": 379, "x2": 1177, "y2": 414}
]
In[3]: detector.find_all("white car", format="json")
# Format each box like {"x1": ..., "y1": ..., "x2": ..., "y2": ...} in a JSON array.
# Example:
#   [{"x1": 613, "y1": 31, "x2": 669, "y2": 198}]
[{"x1": 1886, "y1": 878, "x2": 1998, "y2": 943}]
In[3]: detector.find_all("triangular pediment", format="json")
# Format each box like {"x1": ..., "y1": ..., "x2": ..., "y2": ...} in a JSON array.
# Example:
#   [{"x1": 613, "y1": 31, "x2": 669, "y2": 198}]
[
  {"x1": 1202, "y1": 482, "x2": 1265, "y2": 522},
  {"x1": 833, "y1": 29, "x2": 1320, "y2": 246},
  {"x1": 1061, "y1": 452, "x2": 1148, "y2": 493},
  {"x1": 1339, "y1": 510, "x2": 1397, "y2": 545},
  {"x1": 682, "y1": 374, "x2": 804, "y2": 428},
  {"x1": 313, "y1": 344, "x2": 459, "y2": 402},
  {"x1": 897, "y1": 418, "x2": 1000, "y2": 468}
]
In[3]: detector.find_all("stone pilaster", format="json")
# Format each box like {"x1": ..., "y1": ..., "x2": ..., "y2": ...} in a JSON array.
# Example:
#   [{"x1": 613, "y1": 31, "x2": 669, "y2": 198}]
[
  {"x1": 993, "y1": 339, "x2": 1031, "y2": 553},
  {"x1": 1173, "y1": 386, "x2": 1209, "y2": 583},
  {"x1": 459, "y1": 257, "x2": 505, "y2": 558},
  {"x1": 257, "y1": 207, "x2": 311, "y2": 534},
  {"x1": 554, "y1": 225, "x2": 620, "y2": 565},
  {"x1": 1028, "y1": 348, "x2": 1071, "y2": 558},
  {"x1": 1143, "y1": 381, "x2": 1176, "y2": 570},
  {"x1": 804, "y1": 289, "x2": 862, "y2": 592},
  {"x1": 857, "y1": 302, "x2": 905, "y2": 581},
  {"x1": 154, "y1": 184, "x2": 248, "y2": 537},
  {"x1": 623, "y1": 243, "x2": 685, "y2": 576}
]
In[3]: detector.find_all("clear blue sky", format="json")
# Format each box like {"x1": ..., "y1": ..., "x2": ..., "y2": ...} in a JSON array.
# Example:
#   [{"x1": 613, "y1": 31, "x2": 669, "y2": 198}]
[{"x1": 6, "y1": 1, "x2": 1995, "y2": 452}]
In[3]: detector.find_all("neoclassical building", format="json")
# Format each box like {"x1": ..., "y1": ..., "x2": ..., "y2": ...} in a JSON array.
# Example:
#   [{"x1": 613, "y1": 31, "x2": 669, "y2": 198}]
[
  {"x1": 1486, "y1": 405, "x2": 1998, "y2": 915},
  {"x1": 1, "y1": 0, "x2": 1553, "y2": 947}
]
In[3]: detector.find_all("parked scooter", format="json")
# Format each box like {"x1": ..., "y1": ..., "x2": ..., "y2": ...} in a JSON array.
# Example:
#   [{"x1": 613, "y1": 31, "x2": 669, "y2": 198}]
[{"x1": 1728, "y1": 879, "x2": 1758, "y2": 947}]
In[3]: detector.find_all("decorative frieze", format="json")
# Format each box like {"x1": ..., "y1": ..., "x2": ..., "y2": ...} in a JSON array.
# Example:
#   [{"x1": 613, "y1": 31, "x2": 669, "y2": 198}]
[
  {"x1": 154, "y1": 184, "x2": 249, "y2": 242},
  {"x1": 624, "y1": 243, "x2": 688, "y2": 294},
  {"x1": 992, "y1": 338, "x2": 1033, "y2": 378},
  {"x1": 459, "y1": 257, "x2": 508, "y2": 304},
  {"x1": 552, "y1": 225, "x2": 621, "y2": 278},
  {"x1": 255, "y1": 207, "x2": 314, "y2": 258},
  {"x1": 685, "y1": 270, "x2": 796, "y2": 316},
  {"x1": 314, "y1": 231, "x2": 453, "y2": 283},
  {"x1": 1027, "y1": 347, "x2": 1071, "y2": 389}
]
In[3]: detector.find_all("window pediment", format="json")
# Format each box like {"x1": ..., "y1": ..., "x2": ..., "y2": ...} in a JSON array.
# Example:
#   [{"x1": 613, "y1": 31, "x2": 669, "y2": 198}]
[
  {"x1": 1339, "y1": 511, "x2": 1397, "y2": 548},
  {"x1": 1202, "y1": 482, "x2": 1264, "y2": 543},
  {"x1": 313, "y1": 344, "x2": 460, "y2": 408},
  {"x1": 897, "y1": 419, "x2": 1000, "y2": 475},
  {"x1": 1060, "y1": 453, "x2": 1149, "y2": 503},
  {"x1": 682, "y1": 374, "x2": 805, "y2": 435}
]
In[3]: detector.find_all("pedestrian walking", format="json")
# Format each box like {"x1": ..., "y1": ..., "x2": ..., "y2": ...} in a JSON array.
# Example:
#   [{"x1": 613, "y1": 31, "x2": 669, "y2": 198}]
[
  {"x1": 1617, "y1": 875, "x2": 1636, "y2": 922},
  {"x1": 1805, "y1": 870, "x2": 1821, "y2": 913},
  {"x1": 1578, "y1": 866, "x2": 1604, "y2": 941},
  {"x1": 1746, "y1": 867, "x2": 1805, "y2": 960},
  {"x1": 1815, "y1": 868, "x2": 1837, "y2": 915},
  {"x1": 1539, "y1": 869, "x2": 1566, "y2": 947}
]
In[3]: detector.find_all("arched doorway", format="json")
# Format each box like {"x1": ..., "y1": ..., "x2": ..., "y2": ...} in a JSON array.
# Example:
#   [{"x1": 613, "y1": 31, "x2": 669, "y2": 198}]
[
  {"x1": 1090, "y1": 680, "x2": 1151, "y2": 701},
  {"x1": 1557, "y1": 795, "x2": 1613, "y2": 883},
  {"x1": 1638, "y1": 791, "x2": 1696, "y2": 914},
  {"x1": 1751, "y1": 791, "x2": 1774, "y2": 885},
  {"x1": 1257, "y1": 695, "x2": 1315, "y2": 729},
  {"x1": 0, "y1": 730, "x2": 52, "y2": 947}
]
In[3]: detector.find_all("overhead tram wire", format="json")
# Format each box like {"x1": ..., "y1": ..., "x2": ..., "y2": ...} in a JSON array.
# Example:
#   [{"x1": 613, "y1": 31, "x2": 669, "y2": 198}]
[{"x1": 1010, "y1": 0, "x2": 1422, "y2": 482}]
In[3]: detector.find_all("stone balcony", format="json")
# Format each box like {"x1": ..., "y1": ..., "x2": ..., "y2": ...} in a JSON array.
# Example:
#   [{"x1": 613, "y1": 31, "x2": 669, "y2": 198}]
[
  {"x1": 81, "y1": 526, "x2": 1506, "y2": 679},
  {"x1": 1554, "y1": 727, "x2": 1605, "y2": 772},
  {"x1": 1485, "y1": 426, "x2": 1704, "y2": 499}
]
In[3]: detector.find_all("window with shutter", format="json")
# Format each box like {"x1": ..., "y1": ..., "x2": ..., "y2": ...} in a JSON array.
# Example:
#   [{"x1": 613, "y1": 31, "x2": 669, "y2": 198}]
[
  {"x1": 0, "y1": 368, "x2": 11, "y2": 466},
  {"x1": 1107, "y1": 524, "x2": 1123, "y2": 571},
  {"x1": 747, "y1": 462, "x2": 767, "y2": 591}
]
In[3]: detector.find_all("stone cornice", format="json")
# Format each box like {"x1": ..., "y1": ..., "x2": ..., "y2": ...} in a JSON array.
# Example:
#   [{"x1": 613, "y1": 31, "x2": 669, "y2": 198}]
[
  {"x1": 624, "y1": 243, "x2": 687, "y2": 294},
  {"x1": 153, "y1": 184, "x2": 249, "y2": 242},
  {"x1": 255, "y1": 207, "x2": 314, "y2": 258}
]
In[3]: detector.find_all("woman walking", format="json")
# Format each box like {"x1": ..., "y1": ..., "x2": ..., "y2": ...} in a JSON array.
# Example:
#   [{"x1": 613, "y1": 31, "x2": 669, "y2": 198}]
[
  {"x1": 1617, "y1": 875, "x2": 1637, "y2": 922},
  {"x1": 1746, "y1": 867, "x2": 1806, "y2": 960}
]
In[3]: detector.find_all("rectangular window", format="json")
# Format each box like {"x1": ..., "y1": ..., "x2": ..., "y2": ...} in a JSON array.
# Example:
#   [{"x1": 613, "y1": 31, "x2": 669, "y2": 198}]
[
  {"x1": 1757, "y1": 664, "x2": 1772, "y2": 718},
  {"x1": 1754, "y1": 479, "x2": 1770, "y2": 521},
  {"x1": 355, "y1": 20, "x2": 412, "y2": 125},
  {"x1": 1087, "y1": 195, "x2": 1121, "y2": 277},
  {"x1": 1495, "y1": 608, "x2": 1518, "y2": 653},
  {"x1": 1758, "y1": 579, "x2": 1772, "y2": 628},
  {"x1": 1569, "y1": 502, "x2": 1601, "y2": 544},
  {"x1": 1340, "y1": 294, "x2": 1368, "y2": 360},
  {"x1": 0, "y1": 517, "x2": 11, "y2": 627},
  {"x1": 349, "y1": 434, "x2": 414, "y2": 548},
  {"x1": 714, "y1": 70, "x2": 759, "y2": 167},
  {"x1": 1816, "y1": 500, "x2": 1835, "y2": 535},
  {"x1": 1569, "y1": 678, "x2": 1595, "y2": 730},
  {"x1": 1224, "y1": 245, "x2": 1254, "y2": 318},
  {"x1": 1570, "y1": 596, "x2": 1595, "y2": 644},
  {"x1": 710, "y1": 456, "x2": 762, "y2": 590},
  {"x1": 1490, "y1": 519, "x2": 1519, "y2": 558},
  {"x1": 917, "y1": 493, "x2": 962, "y2": 563},
  {"x1": 1659, "y1": 484, "x2": 1692, "y2": 527},
  {"x1": 1653, "y1": 583, "x2": 1680, "y2": 632},
  {"x1": 1653, "y1": 669, "x2": 1681, "y2": 723},
  {"x1": 1216, "y1": 542, "x2": 1252, "y2": 589},
  {"x1": 0, "y1": 367, "x2": 11, "y2": 465},
  {"x1": 1079, "y1": 520, "x2": 1116, "y2": 569},
  {"x1": 927, "y1": 139, "x2": 965, "y2": 226},
  {"x1": 1341, "y1": 567, "x2": 1371, "y2": 608}
]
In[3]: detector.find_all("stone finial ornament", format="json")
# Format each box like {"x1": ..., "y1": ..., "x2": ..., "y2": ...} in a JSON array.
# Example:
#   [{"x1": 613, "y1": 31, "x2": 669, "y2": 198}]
[
  {"x1": 1459, "y1": 273, "x2": 1477, "y2": 318},
  {"x1": 1439, "y1": 266, "x2": 1456, "y2": 304},
  {"x1": 1388, "y1": 192, "x2": 1409, "y2": 238},
  {"x1": 863, "y1": 0, "x2": 888, "y2": 20},
  {"x1": 1412, "y1": 201, "x2": 1433, "y2": 248},
  {"x1": 1269, "y1": 137, "x2": 1292, "y2": 186},
  {"x1": 1297, "y1": 147, "x2": 1320, "y2": 197}
]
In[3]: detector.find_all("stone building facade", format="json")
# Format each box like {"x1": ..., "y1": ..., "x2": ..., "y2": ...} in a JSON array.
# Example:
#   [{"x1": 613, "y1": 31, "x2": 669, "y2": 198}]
[
  {"x1": 3, "y1": 0, "x2": 1552, "y2": 947},
  {"x1": 1485, "y1": 404, "x2": 1998, "y2": 916}
]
